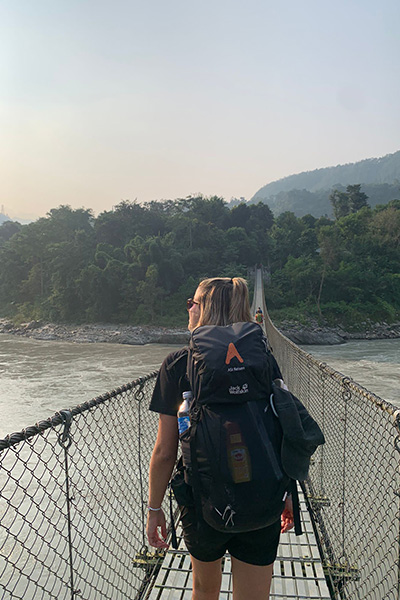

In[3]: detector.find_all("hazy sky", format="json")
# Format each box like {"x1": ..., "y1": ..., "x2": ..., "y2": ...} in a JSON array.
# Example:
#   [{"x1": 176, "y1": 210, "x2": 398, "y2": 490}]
[{"x1": 2, "y1": 1, "x2": 399, "y2": 220}]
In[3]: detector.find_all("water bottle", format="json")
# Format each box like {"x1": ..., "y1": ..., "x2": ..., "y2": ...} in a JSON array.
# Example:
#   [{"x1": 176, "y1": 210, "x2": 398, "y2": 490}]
[{"x1": 177, "y1": 391, "x2": 192, "y2": 435}]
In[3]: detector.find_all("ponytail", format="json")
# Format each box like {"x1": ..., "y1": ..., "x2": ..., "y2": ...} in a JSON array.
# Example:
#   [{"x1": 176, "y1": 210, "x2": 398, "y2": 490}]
[
  {"x1": 196, "y1": 276, "x2": 252, "y2": 327},
  {"x1": 229, "y1": 277, "x2": 252, "y2": 323}
]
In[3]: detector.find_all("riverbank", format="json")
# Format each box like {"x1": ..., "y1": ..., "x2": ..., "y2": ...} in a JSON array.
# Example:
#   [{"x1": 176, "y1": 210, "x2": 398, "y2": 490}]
[
  {"x1": 0, "y1": 319, "x2": 190, "y2": 345},
  {"x1": 276, "y1": 319, "x2": 400, "y2": 345},
  {"x1": 1, "y1": 318, "x2": 400, "y2": 346}
]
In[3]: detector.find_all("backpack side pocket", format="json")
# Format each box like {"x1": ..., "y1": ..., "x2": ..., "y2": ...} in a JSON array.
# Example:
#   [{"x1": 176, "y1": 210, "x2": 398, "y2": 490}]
[{"x1": 170, "y1": 462, "x2": 194, "y2": 507}]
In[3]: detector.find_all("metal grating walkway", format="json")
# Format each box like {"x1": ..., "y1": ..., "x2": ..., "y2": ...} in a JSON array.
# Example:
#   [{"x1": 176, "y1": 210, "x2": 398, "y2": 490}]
[{"x1": 148, "y1": 489, "x2": 331, "y2": 599}]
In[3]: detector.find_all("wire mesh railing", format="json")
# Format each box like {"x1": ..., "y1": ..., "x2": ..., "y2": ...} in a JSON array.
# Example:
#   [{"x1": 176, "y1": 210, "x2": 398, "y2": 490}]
[
  {"x1": 0, "y1": 373, "x2": 165, "y2": 600},
  {"x1": 1, "y1": 309, "x2": 400, "y2": 600},
  {"x1": 265, "y1": 312, "x2": 400, "y2": 600}
]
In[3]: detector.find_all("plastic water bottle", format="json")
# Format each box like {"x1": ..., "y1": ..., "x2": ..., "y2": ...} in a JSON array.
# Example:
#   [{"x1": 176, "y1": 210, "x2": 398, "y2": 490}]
[{"x1": 177, "y1": 391, "x2": 192, "y2": 435}]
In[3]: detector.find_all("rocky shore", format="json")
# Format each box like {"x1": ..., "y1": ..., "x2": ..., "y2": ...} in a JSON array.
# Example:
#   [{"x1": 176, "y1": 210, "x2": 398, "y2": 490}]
[
  {"x1": 277, "y1": 319, "x2": 400, "y2": 345},
  {"x1": 0, "y1": 318, "x2": 399, "y2": 346},
  {"x1": 0, "y1": 319, "x2": 190, "y2": 346}
]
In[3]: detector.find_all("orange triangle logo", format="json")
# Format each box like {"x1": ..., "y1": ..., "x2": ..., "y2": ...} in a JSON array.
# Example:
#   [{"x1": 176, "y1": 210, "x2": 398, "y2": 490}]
[{"x1": 225, "y1": 343, "x2": 244, "y2": 365}]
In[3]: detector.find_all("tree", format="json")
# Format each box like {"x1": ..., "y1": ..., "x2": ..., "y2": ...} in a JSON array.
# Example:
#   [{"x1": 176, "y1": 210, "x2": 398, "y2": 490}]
[
  {"x1": 347, "y1": 185, "x2": 369, "y2": 213},
  {"x1": 247, "y1": 202, "x2": 274, "y2": 232},
  {"x1": 330, "y1": 185, "x2": 369, "y2": 219},
  {"x1": 136, "y1": 264, "x2": 164, "y2": 323},
  {"x1": 223, "y1": 227, "x2": 258, "y2": 265},
  {"x1": 298, "y1": 228, "x2": 318, "y2": 256},
  {"x1": 370, "y1": 205, "x2": 400, "y2": 248},
  {"x1": 47, "y1": 205, "x2": 94, "y2": 236},
  {"x1": 270, "y1": 212, "x2": 304, "y2": 268},
  {"x1": 186, "y1": 195, "x2": 230, "y2": 229},
  {"x1": 0, "y1": 221, "x2": 22, "y2": 244},
  {"x1": 330, "y1": 190, "x2": 350, "y2": 219},
  {"x1": 230, "y1": 204, "x2": 251, "y2": 229}
]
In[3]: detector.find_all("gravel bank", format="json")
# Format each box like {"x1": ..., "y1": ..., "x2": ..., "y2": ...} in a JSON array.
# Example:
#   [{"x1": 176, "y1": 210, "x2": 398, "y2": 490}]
[
  {"x1": 1, "y1": 318, "x2": 399, "y2": 346},
  {"x1": 0, "y1": 320, "x2": 190, "y2": 345},
  {"x1": 277, "y1": 319, "x2": 400, "y2": 345}
]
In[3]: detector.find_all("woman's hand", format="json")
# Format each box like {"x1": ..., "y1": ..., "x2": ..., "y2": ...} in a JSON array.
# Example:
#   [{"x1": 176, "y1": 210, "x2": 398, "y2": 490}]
[
  {"x1": 146, "y1": 509, "x2": 169, "y2": 549},
  {"x1": 281, "y1": 495, "x2": 294, "y2": 533}
]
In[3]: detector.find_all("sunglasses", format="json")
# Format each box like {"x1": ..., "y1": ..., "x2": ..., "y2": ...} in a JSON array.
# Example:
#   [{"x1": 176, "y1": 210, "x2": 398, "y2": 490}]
[{"x1": 187, "y1": 298, "x2": 200, "y2": 310}]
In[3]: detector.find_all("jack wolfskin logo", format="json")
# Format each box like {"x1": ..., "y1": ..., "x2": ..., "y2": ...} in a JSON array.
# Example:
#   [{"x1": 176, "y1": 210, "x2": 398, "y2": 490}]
[
  {"x1": 225, "y1": 343, "x2": 244, "y2": 365},
  {"x1": 229, "y1": 384, "x2": 249, "y2": 395}
]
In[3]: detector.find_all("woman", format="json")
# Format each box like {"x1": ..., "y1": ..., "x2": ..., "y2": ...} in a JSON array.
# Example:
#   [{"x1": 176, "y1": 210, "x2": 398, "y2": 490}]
[{"x1": 146, "y1": 277, "x2": 294, "y2": 600}]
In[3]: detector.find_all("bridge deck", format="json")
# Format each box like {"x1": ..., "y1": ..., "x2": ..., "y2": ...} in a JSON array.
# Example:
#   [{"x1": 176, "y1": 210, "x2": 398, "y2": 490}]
[{"x1": 148, "y1": 489, "x2": 331, "y2": 599}]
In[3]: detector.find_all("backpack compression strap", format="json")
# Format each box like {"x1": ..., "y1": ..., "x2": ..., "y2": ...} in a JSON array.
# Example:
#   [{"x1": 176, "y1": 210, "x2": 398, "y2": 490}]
[
  {"x1": 188, "y1": 404, "x2": 205, "y2": 530},
  {"x1": 169, "y1": 483, "x2": 179, "y2": 549},
  {"x1": 290, "y1": 479, "x2": 302, "y2": 535}
]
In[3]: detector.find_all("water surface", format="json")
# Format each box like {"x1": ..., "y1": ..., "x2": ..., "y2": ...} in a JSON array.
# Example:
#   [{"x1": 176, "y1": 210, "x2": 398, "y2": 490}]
[
  {"x1": 300, "y1": 338, "x2": 400, "y2": 406},
  {"x1": 1, "y1": 334, "x2": 399, "y2": 439},
  {"x1": 0, "y1": 335, "x2": 179, "y2": 438}
]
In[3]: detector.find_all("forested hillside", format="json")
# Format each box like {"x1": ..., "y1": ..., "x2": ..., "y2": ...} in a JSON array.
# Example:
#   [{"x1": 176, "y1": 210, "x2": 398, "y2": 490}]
[
  {"x1": 249, "y1": 183, "x2": 400, "y2": 219},
  {"x1": 251, "y1": 151, "x2": 400, "y2": 217},
  {"x1": 0, "y1": 196, "x2": 399, "y2": 328}
]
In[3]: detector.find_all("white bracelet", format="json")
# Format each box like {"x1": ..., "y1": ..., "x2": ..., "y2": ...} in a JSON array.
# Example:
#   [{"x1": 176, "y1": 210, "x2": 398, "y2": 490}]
[{"x1": 148, "y1": 506, "x2": 162, "y2": 512}]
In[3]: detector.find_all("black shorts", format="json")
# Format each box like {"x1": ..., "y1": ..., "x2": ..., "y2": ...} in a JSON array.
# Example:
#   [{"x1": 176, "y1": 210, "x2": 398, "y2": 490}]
[{"x1": 180, "y1": 505, "x2": 281, "y2": 566}]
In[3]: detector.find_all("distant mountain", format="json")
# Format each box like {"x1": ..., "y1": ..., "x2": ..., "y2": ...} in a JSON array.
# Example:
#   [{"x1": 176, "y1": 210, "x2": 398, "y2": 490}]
[
  {"x1": 0, "y1": 213, "x2": 32, "y2": 225},
  {"x1": 250, "y1": 151, "x2": 400, "y2": 217},
  {"x1": 0, "y1": 212, "x2": 16, "y2": 225}
]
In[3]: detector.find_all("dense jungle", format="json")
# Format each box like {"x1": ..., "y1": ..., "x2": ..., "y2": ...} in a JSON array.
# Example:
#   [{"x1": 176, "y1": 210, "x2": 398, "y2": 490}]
[{"x1": 0, "y1": 191, "x2": 399, "y2": 329}]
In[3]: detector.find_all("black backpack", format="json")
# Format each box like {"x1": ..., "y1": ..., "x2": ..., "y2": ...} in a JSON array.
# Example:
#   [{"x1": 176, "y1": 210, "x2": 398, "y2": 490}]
[{"x1": 180, "y1": 321, "x2": 290, "y2": 533}]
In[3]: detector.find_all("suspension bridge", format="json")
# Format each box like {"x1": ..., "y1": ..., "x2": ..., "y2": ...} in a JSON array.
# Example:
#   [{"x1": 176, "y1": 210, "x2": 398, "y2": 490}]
[{"x1": 0, "y1": 268, "x2": 399, "y2": 599}]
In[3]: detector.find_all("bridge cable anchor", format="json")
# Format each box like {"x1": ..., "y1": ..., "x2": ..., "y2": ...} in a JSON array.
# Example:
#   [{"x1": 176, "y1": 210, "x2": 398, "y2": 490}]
[
  {"x1": 307, "y1": 494, "x2": 331, "y2": 509},
  {"x1": 323, "y1": 561, "x2": 360, "y2": 584},
  {"x1": 132, "y1": 546, "x2": 166, "y2": 573}
]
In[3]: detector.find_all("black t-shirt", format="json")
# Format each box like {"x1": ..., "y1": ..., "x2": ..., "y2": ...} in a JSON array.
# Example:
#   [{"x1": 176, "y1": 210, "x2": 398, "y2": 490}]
[{"x1": 150, "y1": 346, "x2": 283, "y2": 416}]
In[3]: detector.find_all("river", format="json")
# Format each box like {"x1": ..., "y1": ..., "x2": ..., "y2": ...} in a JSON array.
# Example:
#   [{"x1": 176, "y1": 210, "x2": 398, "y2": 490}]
[
  {"x1": 300, "y1": 338, "x2": 400, "y2": 407},
  {"x1": 0, "y1": 335, "x2": 179, "y2": 439},
  {"x1": 0, "y1": 334, "x2": 399, "y2": 439}
]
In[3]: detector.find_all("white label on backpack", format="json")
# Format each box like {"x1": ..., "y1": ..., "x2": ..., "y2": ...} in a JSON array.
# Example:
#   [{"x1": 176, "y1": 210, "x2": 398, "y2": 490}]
[
  {"x1": 229, "y1": 383, "x2": 249, "y2": 395},
  {"x1": 227, "y1": 366, "x2": 245, "y2": 372}
]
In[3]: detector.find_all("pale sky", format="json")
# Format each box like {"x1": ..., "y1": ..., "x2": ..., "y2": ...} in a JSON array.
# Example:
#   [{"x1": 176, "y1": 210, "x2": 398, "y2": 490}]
[{"x1": 2, "y1": 0, "x2": 399, "y2": 220}]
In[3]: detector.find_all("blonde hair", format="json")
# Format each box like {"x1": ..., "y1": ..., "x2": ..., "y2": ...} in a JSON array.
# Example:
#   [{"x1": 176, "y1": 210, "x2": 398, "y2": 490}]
[{"x1": 196, "y1": 277, "x2": 252, "y2": 327}]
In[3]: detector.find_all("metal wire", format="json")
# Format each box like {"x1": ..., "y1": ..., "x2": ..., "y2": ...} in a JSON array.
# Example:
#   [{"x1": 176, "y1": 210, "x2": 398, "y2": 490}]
[
  {"x1": 0, "y1": 372, "x2": 161, "y2": 600},
  {"x1": 265, "y1": 311, "x2": 400, "y2": 600}
]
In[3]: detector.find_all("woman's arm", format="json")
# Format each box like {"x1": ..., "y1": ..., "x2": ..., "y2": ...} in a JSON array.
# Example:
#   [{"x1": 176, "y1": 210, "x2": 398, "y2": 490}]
[{"x1": 146, "y1": 414, "x2": 179, "y2": 549}]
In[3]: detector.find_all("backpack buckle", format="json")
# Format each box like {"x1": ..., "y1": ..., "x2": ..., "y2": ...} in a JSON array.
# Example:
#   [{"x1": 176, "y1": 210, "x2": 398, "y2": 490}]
[{"x1": 190, "y1": 405, "x2": 201, "y2": 422}]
